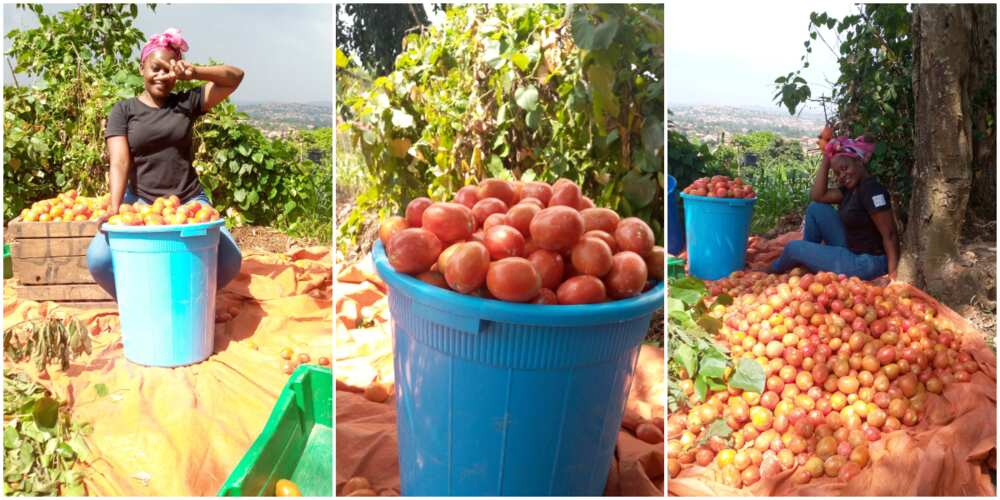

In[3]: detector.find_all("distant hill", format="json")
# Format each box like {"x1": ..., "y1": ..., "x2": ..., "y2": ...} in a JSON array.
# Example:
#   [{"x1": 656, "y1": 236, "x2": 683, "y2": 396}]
[
  {"x1": 669, "y1": 104, "x2": 828, "y2": 144},
  {"x1": 233, "y1": 101, "x2": 333, "y2": 132}
]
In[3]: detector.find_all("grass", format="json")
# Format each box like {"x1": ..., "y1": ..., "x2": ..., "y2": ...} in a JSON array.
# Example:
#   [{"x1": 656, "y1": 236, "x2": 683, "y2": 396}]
[{"x1": 730, "y1": 158, "x2": 817, "y2": 235}]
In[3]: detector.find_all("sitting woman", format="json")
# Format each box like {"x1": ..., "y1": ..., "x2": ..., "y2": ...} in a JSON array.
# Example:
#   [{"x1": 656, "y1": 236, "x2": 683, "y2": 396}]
[
  {"x1": 87, "y1": 28, "x2": 245, "y2": 298},
  {"x1": 767, "y1": 136, "x2": 899, "y2": 281}
]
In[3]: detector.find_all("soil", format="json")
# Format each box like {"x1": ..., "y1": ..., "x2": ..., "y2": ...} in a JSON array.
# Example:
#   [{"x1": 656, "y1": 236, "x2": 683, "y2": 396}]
[
  {"x1": 335, "y1": 197, "x2": 380, "y2": 264},
  {"x1": 229, "y1": 225, "x2": 322, "y2": 254}
]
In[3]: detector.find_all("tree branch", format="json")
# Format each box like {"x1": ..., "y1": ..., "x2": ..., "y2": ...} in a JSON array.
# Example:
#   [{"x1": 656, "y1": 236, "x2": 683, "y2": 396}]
[{"x1": 6, "y1": 57, "x2": 20, "y2": 88}]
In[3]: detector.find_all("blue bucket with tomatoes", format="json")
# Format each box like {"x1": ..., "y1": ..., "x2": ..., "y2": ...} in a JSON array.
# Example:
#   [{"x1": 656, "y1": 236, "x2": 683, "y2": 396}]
[
  {"x1": 103, "y1": 219, "x2": 225, "y2": 367},
  {"x1": 372, "y1": 240, "x2": 664, "y2": 496}
]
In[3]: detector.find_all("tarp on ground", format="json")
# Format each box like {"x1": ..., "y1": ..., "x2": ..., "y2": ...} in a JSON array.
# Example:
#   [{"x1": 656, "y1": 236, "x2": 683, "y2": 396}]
[
  {"x1": 669, "y1": 231, "x2": 997, "y2": 496},
  {"x1": 3, "y1": 247, "x2": 333, "y2": 496},
  {"x1": 334, "y1": 256, "x2": 666, "y2": 496}
]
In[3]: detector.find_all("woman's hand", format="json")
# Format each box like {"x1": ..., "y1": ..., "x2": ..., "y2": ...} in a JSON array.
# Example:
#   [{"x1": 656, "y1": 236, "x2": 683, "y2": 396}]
[{"x1": 169, "y1": 59, "x2": 197, "y2": 81}]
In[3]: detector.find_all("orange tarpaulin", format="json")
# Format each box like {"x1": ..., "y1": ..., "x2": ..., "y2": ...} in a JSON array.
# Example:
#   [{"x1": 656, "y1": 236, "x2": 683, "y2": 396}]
[
  {"x1": 334, "y1": 256, "x2": 666, "y2": 496},
  {"x1": 668, "y1": 232, "x2": 997, "y2": 496},
  {"x1": 3, "y1": 247, "x2": 333, "y2": 496}
]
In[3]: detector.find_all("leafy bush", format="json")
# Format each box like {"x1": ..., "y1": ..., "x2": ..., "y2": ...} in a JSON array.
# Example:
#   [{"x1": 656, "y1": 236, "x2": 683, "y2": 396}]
[
  {"x1": 337, "y1": 4, "x2": 664, "y2": 253},
  {"x1": 3, "y1": 4, "x2": 331, "y2": 238}
]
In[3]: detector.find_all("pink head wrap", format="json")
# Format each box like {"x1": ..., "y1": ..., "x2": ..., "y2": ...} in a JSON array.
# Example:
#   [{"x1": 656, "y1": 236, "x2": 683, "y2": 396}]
[
  {"x1": 140, "y1": 28, "x2": 189, "y2": 64},
  {"x1": 824, "y1": 136, "x2": 876, "y2": 163}
]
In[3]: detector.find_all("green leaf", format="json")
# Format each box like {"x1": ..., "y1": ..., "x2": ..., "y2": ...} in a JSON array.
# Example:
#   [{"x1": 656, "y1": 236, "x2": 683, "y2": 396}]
[
  {"x1": 336, "y1": 47, "x2": 349, "y2": 68},
  {"x1": 32, "y1": 397, "x2": 59, "y2": 429},
  {"x1": 622, "y1": 170, "x2": 655, "y2": 208},
  {"x1": 511, "y1": 52, "x2": 530, "y2": 72},
  {"x1": 525, "y1": 109, "x2": 540, "y2": 129},
  {"x1": 699, "y1": 352, "x2": 727, "y2": 379},
  {"x1": 728, "y1": 358, "x2": 766, "y2": 393},
  {"x1": 699, "y1": 419, "x2": 733, "y2": 445},
  {"x1": 571, "y1": 10, "x2": 620, "y2": 50},
  {"x1": 697, "y1": 315, "x2": 723, "y2": 335},
  {"x1": 641, "y1": 117, "x2": 664, "y2": 154},
  {"x1": 251, "y1": 152, "x2": 264, "y2": 163},
  {"x1": 391, "y1": 108, "x2": 415, "y2": 128},
  {"x1": 234, "y1": 189, "x2": 247, "y2": 203},
  {"x1": 237, "y1": 145, "x2": 250, "y2": 157},
  {"x1": 715, "y1": 293, "x2": 734, "y2": 306},
  {"x1": 693, "y1": 375, "x2": 708, "y2": 403},
  {"x1": 672, "y1": 344, "x2": 697, "y2": 376},
  {"x1": 94, "y1": 384, "x2": 108, "y2": 398},
  {"x1": 4, "y1": 428, "x2": 20, "y2": 449},
  {"x1": 514, "y1": 85, "x2": 539, "y2": 112}
]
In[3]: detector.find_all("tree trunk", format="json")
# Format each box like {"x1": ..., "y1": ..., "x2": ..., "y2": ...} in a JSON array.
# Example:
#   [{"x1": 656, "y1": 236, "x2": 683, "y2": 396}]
[
  {"x1": 898, "y1": 5, "x2": 977, "y2": 307},
  {"x1": 964, "y1": 5, "x2": 997, "y2": 235}
]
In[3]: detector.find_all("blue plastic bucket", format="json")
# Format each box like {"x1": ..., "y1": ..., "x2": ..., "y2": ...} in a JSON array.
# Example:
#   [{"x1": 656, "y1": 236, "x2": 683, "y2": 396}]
[
  {"x1": 372, "y1": 241, "x2": 664, "y2": 496},
  {"x1": 667, "y1": 175, "x2": 682, "y2": 255},
  {"x1": 103, "y1": 219, "x2": 224, "y2": 367},
  {"x1": 680, "y1": 192, "x2": 756, "y2": 280}
]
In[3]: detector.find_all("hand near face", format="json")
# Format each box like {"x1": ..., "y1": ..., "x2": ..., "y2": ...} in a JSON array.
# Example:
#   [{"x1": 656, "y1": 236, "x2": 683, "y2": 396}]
[{"x1": 170, "y1": 59, "x2": 196, "y2": 81}]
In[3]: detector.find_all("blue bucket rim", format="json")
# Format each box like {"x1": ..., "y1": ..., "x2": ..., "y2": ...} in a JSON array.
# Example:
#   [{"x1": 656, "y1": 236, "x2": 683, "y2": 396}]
[
  {"x1": 101, "y1": 218, "x2": 225, "y2": 233},
  {"x1": 372, "y1": 240, "x2": 664, "y2": 327},
  {"x1": 679, "y1": 192, "x2": 757, "y2": 205}
]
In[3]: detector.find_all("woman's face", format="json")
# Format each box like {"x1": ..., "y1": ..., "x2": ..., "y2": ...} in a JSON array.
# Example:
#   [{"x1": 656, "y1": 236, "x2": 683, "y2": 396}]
[
  {"x1": 832, "y1": 156, "x2": 865, "y2": 190},
  {"x1": 141, "y1": 48, "x2": 179, "y2": 99}
]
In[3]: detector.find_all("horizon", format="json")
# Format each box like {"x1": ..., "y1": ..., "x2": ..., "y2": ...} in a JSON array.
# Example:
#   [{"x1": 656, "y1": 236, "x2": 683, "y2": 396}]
[{"x1": 669, "y1": 1, "x2": 853, "y2": 111}]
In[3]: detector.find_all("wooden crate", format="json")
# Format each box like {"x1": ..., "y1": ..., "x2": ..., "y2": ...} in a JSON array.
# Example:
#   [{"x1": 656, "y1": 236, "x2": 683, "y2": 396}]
[{"x1": 9, "y1": 218, "x2": 116, "y2": 309}]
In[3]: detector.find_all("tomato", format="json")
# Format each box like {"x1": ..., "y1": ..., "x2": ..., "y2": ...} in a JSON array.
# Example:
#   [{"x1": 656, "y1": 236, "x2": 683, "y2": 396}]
[
  {"x1": 520, "y1": 182, "x2": 553, "y2": 206},
  {"x1": 379, "y1": 216, "x2": 409, "y2": 246},
  {"x1": 422, "y1": 202, "x2": 476, "y2": 244},
  {"x1": 387, "y1": 228, "x2": 443, "y2": 274},
  {"x1": 556, "y1": 275, "x2": 607, "y2": 305},
  {"x1": 275, "y1": 479, "x2": 302, "y2": 496},
  {"x1": 478, "y1": 178, "x2": 517, "y2": 206},
  {"x1": 529, "y1": 206, "x2": 584, "y2": 252},
  {"x1": 614, "y1": 217, "x2": 655, "y2": 257},
  {"x1": 298, "y1": 353, "x2": 311, "y2": 364},
  {"x1": 570, "y1": 237, "x2": 613, "y2": 277},
  {"x1": 453, "y1": 185, "x2": 480, "y2": 209},
  {"x1": 280, "y1": 347, "x2": 294, "y2": 360},
  {"x1": 604, "y1": 251, "x2": 648, "y2": 299},
  {"x1": 444, "y1": 242, "x2": 491, "y2": 293},
  {"x1": 405, "y1": 197, "x2": 433, "y2": 227},
  {"x1": 486, "y1": 258, "x2": 542, "y2": 302}
]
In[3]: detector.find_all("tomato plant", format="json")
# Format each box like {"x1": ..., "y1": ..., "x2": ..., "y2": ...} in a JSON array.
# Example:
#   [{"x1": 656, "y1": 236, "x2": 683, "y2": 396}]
[{"x1": 338, "y1": 4, "x2": 664, "y2": 254}]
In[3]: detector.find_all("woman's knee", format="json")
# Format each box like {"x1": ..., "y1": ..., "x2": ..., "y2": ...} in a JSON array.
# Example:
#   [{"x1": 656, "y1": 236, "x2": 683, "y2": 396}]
[
  {"x1": 217, "y1": 234, "x2": 243, "y2": 286},
  {"x1": 86, "y1": 234, "x2": 112, "y2": 274},
  {"x1": 806, "y1": 201, "x2": 835, "y2": 218}
]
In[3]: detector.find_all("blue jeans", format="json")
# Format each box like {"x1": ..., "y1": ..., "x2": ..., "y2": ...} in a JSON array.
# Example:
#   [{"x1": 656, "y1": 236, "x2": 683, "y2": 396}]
[
  {"x1": 86, "y1": 187, "x2": 243, "y2": 300},
  {"x1": 768, "y1": 202, "x2": 887, "y2": 280}
]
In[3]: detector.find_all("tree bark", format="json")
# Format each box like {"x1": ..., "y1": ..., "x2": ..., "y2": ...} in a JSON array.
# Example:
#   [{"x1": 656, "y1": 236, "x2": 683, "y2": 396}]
[
  {"x1": 964, "y1": 5, "x2": 997, "y2": 233},
  {"x1": 898, "y1": 5, "x2": 977, "y2": 307}
]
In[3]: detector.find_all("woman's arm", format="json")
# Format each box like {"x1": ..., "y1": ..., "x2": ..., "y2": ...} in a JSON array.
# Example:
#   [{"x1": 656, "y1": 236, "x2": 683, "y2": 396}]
[
  {"x1": 171, "y1": 60, "x2": 245, "y2": 113},
  {"x1": 811, "y1": 155, "x2": 843, "y2": 204},
  {"x1": 870, "y1": 210, "x2": 899, "y2": 279},
  {"x1": 106, "y1": 136, "x2": 131, "y2": 216}
]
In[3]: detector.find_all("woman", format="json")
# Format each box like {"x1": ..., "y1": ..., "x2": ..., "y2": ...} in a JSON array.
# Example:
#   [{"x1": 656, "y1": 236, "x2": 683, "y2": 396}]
[
  {"x1": 87, "y1": 28, "x2": 245, "y2": 299},
  {"x1": 767, "y1": 136, "x2": 899, "y2": 281}
]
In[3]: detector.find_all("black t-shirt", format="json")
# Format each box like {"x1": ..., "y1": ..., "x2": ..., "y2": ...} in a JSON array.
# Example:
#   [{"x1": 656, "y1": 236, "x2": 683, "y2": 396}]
[
  {"x1": 838, "y1": 176, "x2": 891, "y2": 255},
  {"x1": 105, "y1": 87, "x2": 204, "y2": 202}
]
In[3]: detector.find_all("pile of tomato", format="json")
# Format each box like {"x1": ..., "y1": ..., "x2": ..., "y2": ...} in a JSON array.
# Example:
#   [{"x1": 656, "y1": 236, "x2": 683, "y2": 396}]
[
  {"x1": 682, "y1": 175, "x2": 756, "y2": 199},
  {"x1": 17, "y1": 190, "x2": 222, "y2": 227},
  {"x1": 18, "y1": 190, "x2": 111, "y2": 222},
  {"x1": 106, "y1": 195, "x2": 221, "y2": 226},
  {"x1": 668, "y1": 269, "x2": 982, "y2": 487},
  {"x1": 279, "y1": 347, "x2": 330, "y2": 375},
  {"x1": 379, "y1": 178, "x2": 664, "y2": 304}
]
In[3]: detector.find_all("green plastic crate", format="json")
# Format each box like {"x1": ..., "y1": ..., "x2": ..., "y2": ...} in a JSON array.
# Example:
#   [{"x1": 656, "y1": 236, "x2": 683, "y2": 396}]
[
  {"x1": 3, "y1": 244, "x2": 11, "y2": 280},
  {"x1": 667, "y1": 257, "x2": 686, "y2": 280},
  {"x1": 218, "y1": 364, "x2": 332, "y2": 496}
]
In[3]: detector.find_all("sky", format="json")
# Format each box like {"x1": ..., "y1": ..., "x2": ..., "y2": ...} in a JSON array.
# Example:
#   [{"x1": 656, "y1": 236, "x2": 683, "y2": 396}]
[
  {"x1": 3, "y1": 3, "x2": 332, "y2": 103},
  {"x1": 669, "y1": 1, "x2": 854, "y2": 113}
]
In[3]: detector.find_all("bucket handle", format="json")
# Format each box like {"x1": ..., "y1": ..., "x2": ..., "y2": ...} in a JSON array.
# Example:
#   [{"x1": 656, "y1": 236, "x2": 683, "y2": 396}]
[
  {"x1": 180, "y1": 226, "x2": 208, "y2": 238},
  {"x1": 410, "y1": 300, "x2": 486, "y2": 335}
]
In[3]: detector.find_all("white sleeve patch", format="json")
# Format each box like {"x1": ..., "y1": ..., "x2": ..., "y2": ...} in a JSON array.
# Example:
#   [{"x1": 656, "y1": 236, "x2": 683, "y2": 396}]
[{"x1": 872, "y1": 194, "x2": 887, "y2": 208}]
